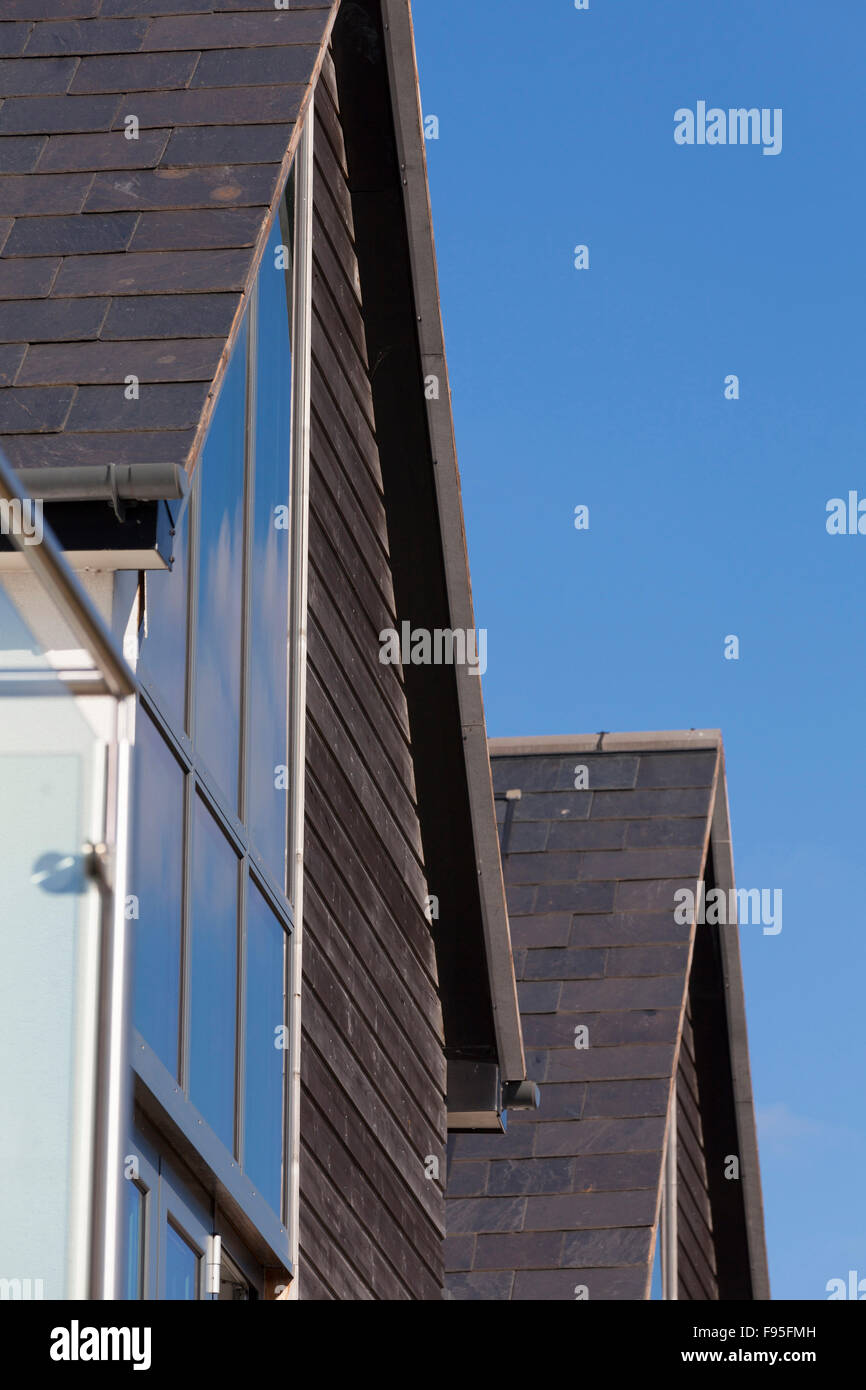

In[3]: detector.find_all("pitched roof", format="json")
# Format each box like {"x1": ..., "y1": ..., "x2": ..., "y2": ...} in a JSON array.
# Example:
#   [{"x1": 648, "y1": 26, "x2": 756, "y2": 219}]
[
  {"x1": 0, "y1": 0, "x2": 338, "y2": 473},
  {"x1": 445, "y1": 732, "x2": 769, "y2": 1299}
]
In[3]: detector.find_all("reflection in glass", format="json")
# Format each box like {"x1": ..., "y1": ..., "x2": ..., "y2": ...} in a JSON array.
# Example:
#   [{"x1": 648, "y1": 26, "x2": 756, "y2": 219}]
[
  {"x1": 248, "y1": 213, "x2": 292, "y2": 886},
  {"x1": 122, "y1": 1180, "x2": 144, "y2": 1300},
  {"x1": 138, "y1": 505, "x2": 188, "y2": 734},
  {"x1": 165, "y1": 1223, "x2": 199, "y2": 1300},
  {"x1": 244, "y1": 881, "x2": 285, "y2": 1214},
  {"x1": 132, "y1": 711, "x2": 184, "y2": 1076},
  {"x1": 194, "y1": 318, "x2": 248, "y2": 810},
  {"x1": 189, "y1": 796, "x2": 238, "y2": 1151}
]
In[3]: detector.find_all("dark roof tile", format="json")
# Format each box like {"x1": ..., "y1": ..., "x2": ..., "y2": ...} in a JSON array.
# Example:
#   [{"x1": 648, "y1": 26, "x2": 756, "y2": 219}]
[
  {"x1": 84, "y1": 164, "x2": 279, "y2": 210},
  {"x1": 0, "y1": 134, "x2": 47, "y2": 171},
  {"x1": 163, "y1": 121, "x2": 293, "y2": 166},
  {"x1": 1, "y1": 425, "x2": 194, "y2": 466},
  {"x1": 129, "y1": 206, "x2": 262, "y2": 251},
  {"x1": 52, "y1": 245, "x2": 252, "y2": 295},
  {"x1": 22, "y1": 19, "x2": 150, "y2": 56},
  {"x1": 0, "y1": 343, "x2": 26, "y2": 385},
  {"x1": 0, "y1": 255, "x2": 59, "y2": 297},
  {"x1": 0, "y1": 55, "x2": 78, "y2": 94},
  {"x1": 140, "y1": 12, "x2": 329, "y2": 52},
  {"x1": 0, "y1": 92, "x2": 121, "y2": 132},
  {"x1": 112, "y1": 83, "x2": 301, "y2": 127},
  {"x1": 0, "y1": 294, "x2": 108, "y2": 340},
  {"x1": 0, "y1": 171, "x2": 92, "y2": 213},
  {"x1": 36, "y1": 128, "x2": 170, "y2": 171},
  {"x1": 0, "y1": 25, "x2": 35, "y2": 59},
  {"x1": 101, "y1": 290, "x2": 239, "y2": 339},
  {"x1": 64, "y1": 379, "x2": 208, "y2": 431},
  {"x1": 16, "y1": 336, "x2": 223, "y2": 384},
  {"x1": 0, "y1": 384, "x2": 73, "y2": 431},
  {"x1": 189, "y1": 44, "x2": 321, "y2": 89},
  {"x1": 4, "y1": 210, "x2": 139, "y2": 255},
  {"x1": 69, "y1": 51, "x2": 199, "y2": 94}
]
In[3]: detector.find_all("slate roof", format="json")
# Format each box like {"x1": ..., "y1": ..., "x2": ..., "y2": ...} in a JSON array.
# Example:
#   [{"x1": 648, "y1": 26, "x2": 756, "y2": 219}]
[
  {"x1": 445, "y1": 732, "x2": 768, "y2": 1300},
  {"x1": 0, "y1": 0, "x2": 338, "y2": 473}
]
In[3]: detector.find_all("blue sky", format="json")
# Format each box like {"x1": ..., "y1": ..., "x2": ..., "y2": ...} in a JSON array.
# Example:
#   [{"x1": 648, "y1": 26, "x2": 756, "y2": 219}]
[{"x1": 412, "y1": 0, "x2": 866, "y2": 1300}]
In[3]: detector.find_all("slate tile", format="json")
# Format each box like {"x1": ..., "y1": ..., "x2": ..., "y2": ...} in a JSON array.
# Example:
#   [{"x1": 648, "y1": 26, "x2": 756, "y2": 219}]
[
  {"x1": 508, "y1": 914, "x2": 572, "y2": 950},
  {"x1": 474, "y1": 1232, "x2": 563, "y2": 1270},
  {"x1": 0, "y1": 256, "x2": 59, "y2": 298},
  {"x1": 504, "y1": 883, "x2": 535, "y2": 916},
  {"x1": 527, "y1": 1083, "x2": 585, "y2": 1122},
  {"x1": 523, "y1": 1189, "x2": 655, "y2": 1231},
  {"x1": 5, "y1": 2, "x2": 99, "y2": 17},
  {"x1": 104, "y1": 0, "x2": 330, "y2": 10},
  {"x1": 444, "y1": 1162, "x2": 489, "y2": 1197},
  {"x1": 560, "y1": 976, "x2": 684, "y2": 1013},
  {"x1": 0, "y1": 295, "x2": 108, "y2": 341},
  {"x1": 1, "y1": 426, "x2": 194, "y2": 467},
  {"x1": 516, "y1": 981, "x2": 561, "y2": 1014},
  {"x1": 4, "y1": 211, "x2": 138, "y2": 256},
  {"x1": 492, "y1": 755, "x2": 568, "y2": 793},
  {"x1": 591, "y1": 787, "x2": 712, "y2": 820},
  {"x1": 522, "y1": 947, "x2": 606, "y2": 981},
  {"x1": 37, "y1": 128, "x2": 169, "y2": 171},
  {"x1": 140, "y1": 12, "x2": 330, "y2": 51},
  {"x1": 535, "y1": 881, "x2": 615, "y2": 915},
  {"x1": 570, "y1": 911, "x2": 690, "y2": 948},
  {"x1": 444, "y1": 1271, "x2": 513, "y2": 1300},
  {"x1": 447, "y1": 1197, "x2": 526, "y2": 1235},
  {"x1": 0, "y1": 172, "x2": 91, "y2": 214},
  {"x1": 636, "y1": 751, "x2": 717, "y2": 789},
  {"x1": 575, "y1": 1009, "x2": 680, "y2": 1047},
  {"x1": 487, "y1": 1159, "x2": 573, "y2": 1196},
  {"x1": 513, "y1": 1267, "x2": 648, "y2": 1300},
  {"x1": 521, "y1": 1013, "x2": 590, "y2": 1048},
  {"x1": 543, "y1": 1044, "x2": 675, "y2": 1084},
  {"x1": 130, "y1": 207, "x2": 263, "y2": 251},
  {"x1": 514, "y1": 792, "x2": 591, "y2": 821},
  {"x1": 604, "y1": 945, "x2": 689, "y2": 978},
  {"x1": 546, "y1": 819, "x2": 626, "y2": 852},
  {"x1": 64, "y1": 381, "x2": 209, "y2": 432},
  {"x1": 0, "y1": 56, "x2": 77, "y2": 94},
  {"x1": 571, "y1": 1152, "x2": 661, "y2": 1192},
  {"x1": 504, "y1": 851, "x2": 583, "y2": 884},
  {"x1": 23, "y1": 19, "x2": 149, "y2": 55},
  {"x1": 582, "y1": 1079, "x2": 670, "y2": 1118},
  {"x1": 443, "y1": 1235, "x2": 475, "y2": 1272},
  {"x1": 0, "y1": 344, "x2": 26, "y2": 385},
  {"x1": 86, "y1": 165, "x2": 278, "y2": 211},
  {"x1": 113, "y1": 84, "x2": 301, "y2": 129},
  {"x1": 625, "y1": 817, "x2": 708, "y2": 849},
  {"x1": 164, "y1": 122, "x2": 293, "y2": 166},
  {"x1": 54, "y1": 246, "x2": 253, "y2": 296},
  {"x1": 101, "y1": 292, "x2": 239, "y2": 339},
  {"x1": 0, "y1": 93, "x2": 121, "y2": 133},
  {"x1": 0, "y1": 219, "x2": 11, "y2": 253},
  {"x1": 0, "y1": 384, "x2": 73, "y2": 431},
  {"x1": 561, "y1": 1224, "x2": 652, "y2": 1266},
  {"x1": 190, "y1": 44, "x2": 321, "y2": 89},
  {"x1": 614, "y1": 878, "x2": 696, "y2": 914},
  {"x1": 70, "y1": 51, "x2": 198, "y2": 94},
  {"x1": 16, "y1": 336, "x2": 223, "y2": 384},
  {"x1": 450, "y1": 1127, "x2": 535, "y2": 1161},
  {"x1": 578, "y1": 848, "x2": 702, "y2": 882},
  {"x1": 534, "y1": 1116, "x2": 666, "y2": 1157},
  {"x1": 0, "y1": 24, "x2": 33, "y2": 58},
  {"x1": 0, "y1": 133, "x2": 46, "y2": 171}
]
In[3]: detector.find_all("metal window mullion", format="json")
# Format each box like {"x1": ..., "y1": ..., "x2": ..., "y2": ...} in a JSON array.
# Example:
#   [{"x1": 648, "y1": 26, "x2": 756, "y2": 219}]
[
  {"x1": 236, "y1": 857, "x2": 247, "y2": 1165},
  {"x1": 662, "y1": 1083, "x2": 678, "y2": 1300},
  {"x1": 179, "y1": 767, "x2": 194, "y2": 1093},
  {"x1": 285, "y1": 101, "x2": 314, "y2": 1287}
]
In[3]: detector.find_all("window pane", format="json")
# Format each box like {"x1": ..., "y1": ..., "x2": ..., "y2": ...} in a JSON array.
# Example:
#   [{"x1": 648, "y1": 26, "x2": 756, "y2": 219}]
[
  {"x1": 248, "y1": 212, "x2": 292, "y2": 885},
  {"x1": 194, "y1": 317, "x2": 248, "y2": 811},
  {"x1": 165, "y1": 1223, "x2": 199, "y2": 1300},
  {"x1": 138, "y1": 505, "x2": 188, "y2": 733},
  {"x1": 189, "y1": 795, "x2": 238, "y2": 1151},
  {"x1": 131, "y1": 711, "x2": 184, "y2": 1076},
  {"x1": 122, "y1": 1181, "x2": 144, "y2": 1300},
  {"x1": 243, "y1": 880, "x2": 285, "y2": 1215}
]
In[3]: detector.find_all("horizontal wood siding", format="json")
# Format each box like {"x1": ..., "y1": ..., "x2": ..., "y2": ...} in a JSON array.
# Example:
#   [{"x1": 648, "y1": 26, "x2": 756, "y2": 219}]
[
  {"x1": 677, "y1": 1000, "x2": 719, "y2": 1300},
  {"x1": 298, "y1": 51, "x2": 446, "y2": 1301}
]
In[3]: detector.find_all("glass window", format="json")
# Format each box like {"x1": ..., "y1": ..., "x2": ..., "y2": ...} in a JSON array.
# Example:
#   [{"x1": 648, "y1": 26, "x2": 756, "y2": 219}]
[
  {"x1": 248, "y1": 211, "x2": 293, "y2": 885},
  {"x1": 122, "y1": 1180, "x2": 145, "y2": 1300},
  {"x1": 194, "y1": 317, "x2": 248, "y2": 812},
  {"x1": 131, "y1": 711, "x2": 184, "y2": 1077},
  {"x1": 189, "y1": 796, "x2": 238, "y2": 1151},
  {"x1": 243, "y1": 881, "x2": 286, "y2": 1214},
  {"x1": 138, "y1": 506, "x2": 188, "y2": 734},
  {"x1": 165, "y1": 1223, "x2": 199, "y2": 1301}
]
